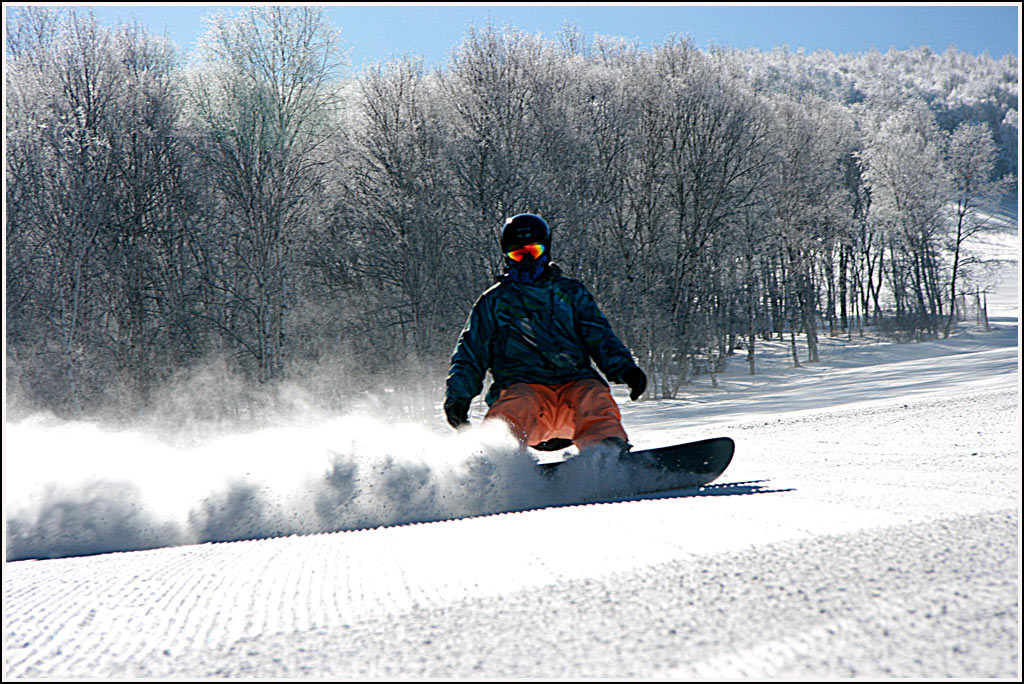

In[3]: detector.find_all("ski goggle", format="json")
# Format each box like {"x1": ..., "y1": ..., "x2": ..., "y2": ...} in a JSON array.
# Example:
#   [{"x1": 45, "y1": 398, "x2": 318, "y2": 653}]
[{"x1": 505, "y1": 243, "x2": 546, "y2": 261}]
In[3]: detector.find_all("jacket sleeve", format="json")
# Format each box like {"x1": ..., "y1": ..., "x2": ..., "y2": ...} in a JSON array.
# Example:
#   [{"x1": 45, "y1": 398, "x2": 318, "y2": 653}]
[
  {"x1": 575, "y1": 284, "x2": 638, "y2": 384},
  {"x1": 445, "y1": 292, "x2": 495, "y2": 403}
]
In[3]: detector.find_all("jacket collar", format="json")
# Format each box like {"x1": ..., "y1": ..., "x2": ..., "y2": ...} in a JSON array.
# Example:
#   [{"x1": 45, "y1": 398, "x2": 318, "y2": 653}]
[{"x1": 500, "y1": 262, "x2": 561, "y2": 286}]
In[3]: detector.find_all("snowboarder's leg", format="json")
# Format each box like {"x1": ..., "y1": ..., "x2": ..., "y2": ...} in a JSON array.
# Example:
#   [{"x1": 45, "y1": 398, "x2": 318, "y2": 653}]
[
  {"x1": 562, "y1": 379, "x2": 629, "y2": 450},
  {"x1": 486, "y1": 380, "x2": 628, "y2": 451},
  {"x1": 485, "y1": 383, "x2": 571, "y2": 446}
]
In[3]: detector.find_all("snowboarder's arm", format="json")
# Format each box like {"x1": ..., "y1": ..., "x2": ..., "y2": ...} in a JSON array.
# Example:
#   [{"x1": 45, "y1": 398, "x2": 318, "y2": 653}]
[
  {"x1": 575, "y1": 284, "x2": 639, "y2": 384},
  {"x1": 445, "y1": 294, "x2": 495, "y2": 405}
]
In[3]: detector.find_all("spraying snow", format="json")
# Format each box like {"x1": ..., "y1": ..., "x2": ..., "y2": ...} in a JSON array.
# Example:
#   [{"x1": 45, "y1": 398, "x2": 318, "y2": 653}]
[{"x1": 4, "y1": 412, "x2": 678, "y2": 561}]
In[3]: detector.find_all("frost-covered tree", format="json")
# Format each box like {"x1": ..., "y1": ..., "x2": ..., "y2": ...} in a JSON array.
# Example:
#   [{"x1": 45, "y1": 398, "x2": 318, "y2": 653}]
[
  {"x1": 183, "y1": 6, "x2": 345, "y2": 382},
  {"x1": 326, "y1": 57, "x2": 459, "y2": 366},
  {"x1": 6, "y1": 10, "x2": 190, "y2": 412},
  {"x1": 765, "y1": 94, "x2": 853, "y2": 362},
  {"x1": 5, "y1": 9, "x2": 116, "y2": 411},
  {"x1": 859, "y1": 100, "x2": 952, "y2": 337},
  {"x1": 942, "y1": 121, "x2": 1016, "y2": 337},
  {"x1": 664, "y1": 45, "x2": 772, "y2": 385}
]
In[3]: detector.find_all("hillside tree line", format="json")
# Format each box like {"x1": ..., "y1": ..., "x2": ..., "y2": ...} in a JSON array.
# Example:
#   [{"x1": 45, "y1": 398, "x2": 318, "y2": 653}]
[{"x1": 5, "y1": 7, "x2": 1017, "y2": 421}]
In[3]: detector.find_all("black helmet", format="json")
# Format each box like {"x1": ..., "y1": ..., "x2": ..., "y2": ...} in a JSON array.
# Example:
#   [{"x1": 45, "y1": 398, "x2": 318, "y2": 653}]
[{"x1": 500, "y1": 213, "x2": 551, "y2": 253}]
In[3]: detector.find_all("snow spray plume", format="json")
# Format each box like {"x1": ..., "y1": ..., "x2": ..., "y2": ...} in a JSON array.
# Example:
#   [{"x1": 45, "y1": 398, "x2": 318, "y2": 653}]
[
  {"x1": 1, "y1": 415, "x2": 509, "y2": 560},
  {"x1": 6, "y1": 480, "x2": 186, "y2": 561},
  {"x1": 5, "y1": 413, "x2": 669, "y2": 561}
]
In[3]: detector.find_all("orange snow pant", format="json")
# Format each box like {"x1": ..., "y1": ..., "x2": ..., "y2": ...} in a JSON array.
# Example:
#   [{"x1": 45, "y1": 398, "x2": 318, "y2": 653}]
[{"x1": 485, "y1": 378, "x2": 628, "y2": 449}]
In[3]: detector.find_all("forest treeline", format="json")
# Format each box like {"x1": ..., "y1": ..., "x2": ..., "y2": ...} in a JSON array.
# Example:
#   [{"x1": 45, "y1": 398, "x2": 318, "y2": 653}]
[{"x1": 4, "y1": 7, "x2": 1018, "y2": 422}]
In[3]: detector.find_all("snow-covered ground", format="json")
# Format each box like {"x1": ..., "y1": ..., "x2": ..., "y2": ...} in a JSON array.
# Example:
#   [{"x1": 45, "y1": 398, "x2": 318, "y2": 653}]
[{"x1": 3, "y1": 218, "x2": 1020, "y2": 678}]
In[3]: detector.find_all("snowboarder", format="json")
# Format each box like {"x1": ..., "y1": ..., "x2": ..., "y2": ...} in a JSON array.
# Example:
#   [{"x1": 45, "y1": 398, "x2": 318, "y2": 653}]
[{"x1": 444, "y1": 213, "x2": 647, "y2": 456}]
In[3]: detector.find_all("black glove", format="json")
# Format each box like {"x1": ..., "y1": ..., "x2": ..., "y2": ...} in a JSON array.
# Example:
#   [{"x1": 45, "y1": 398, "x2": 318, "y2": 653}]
[
  {"x1": 444, "y1": 397, "x2": 470, "y2": 429},
  {"x1": 622, "y1": 366, "x2": 647, "y2": 401}
]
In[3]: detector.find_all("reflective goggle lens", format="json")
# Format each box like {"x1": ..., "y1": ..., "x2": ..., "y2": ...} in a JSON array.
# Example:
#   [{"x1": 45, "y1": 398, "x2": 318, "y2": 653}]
[{"x1": 506, "y1": 243, "x2": 546, "y2": 261}]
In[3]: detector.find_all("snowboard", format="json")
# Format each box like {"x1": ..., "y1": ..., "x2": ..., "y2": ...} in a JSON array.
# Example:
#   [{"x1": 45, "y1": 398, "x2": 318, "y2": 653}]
[{"x1": 534, "y1": 436, "x2": 734, "y2": 492}]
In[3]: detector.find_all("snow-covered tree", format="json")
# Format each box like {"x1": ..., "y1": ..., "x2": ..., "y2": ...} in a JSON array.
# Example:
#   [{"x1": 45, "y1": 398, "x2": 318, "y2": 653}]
[
  {"x1": 859, "y1": 100, "x2": 952, "y2": 336},
  {"x1": 6, "y1": 10, "x2": 190, "y2": 412},
  {"x1": 183, "y1": 6, "x2": 345, "y2": 383},
  {"x1": 942, "y1": 121, "x2": 1016, "y2": 336}
]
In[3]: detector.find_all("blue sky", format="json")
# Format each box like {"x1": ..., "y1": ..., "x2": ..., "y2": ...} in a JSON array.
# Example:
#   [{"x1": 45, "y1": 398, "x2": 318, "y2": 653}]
[{"x1": 9, "y1": 4, "x2": 1021, "y2": 70}]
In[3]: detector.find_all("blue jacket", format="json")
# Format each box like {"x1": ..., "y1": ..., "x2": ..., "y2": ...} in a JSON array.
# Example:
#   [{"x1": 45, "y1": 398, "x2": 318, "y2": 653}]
[{"x1": 446, "y1": 264, "x2": 639, "y2": 406}]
